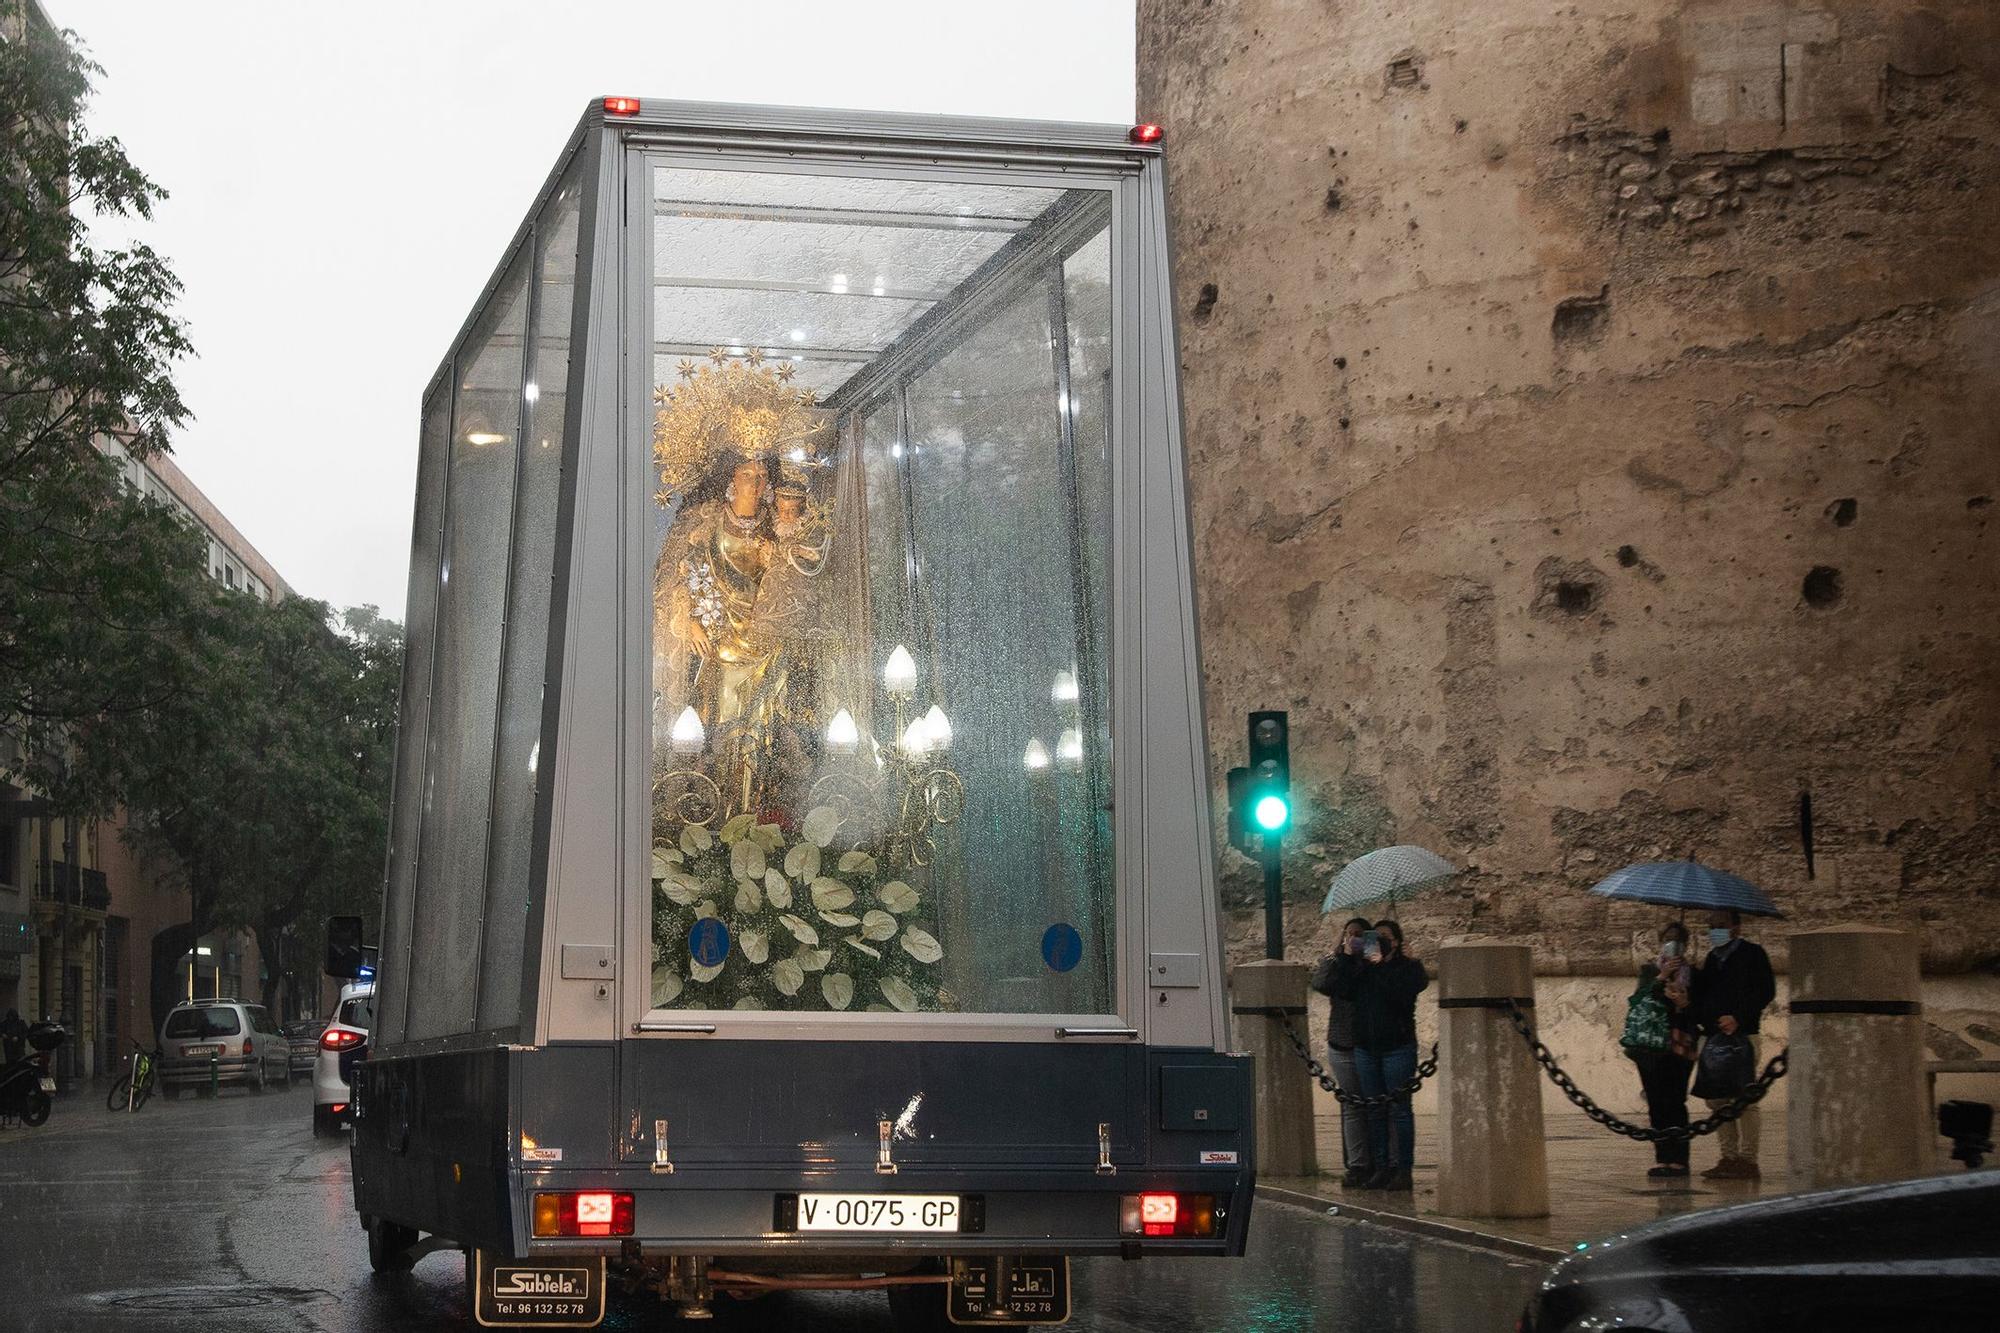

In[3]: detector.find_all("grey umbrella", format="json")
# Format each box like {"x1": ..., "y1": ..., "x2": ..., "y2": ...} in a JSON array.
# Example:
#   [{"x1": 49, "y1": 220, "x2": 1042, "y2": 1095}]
[{"x1": 1321, "y1": 846, "x2": 1458, "y2": 915}]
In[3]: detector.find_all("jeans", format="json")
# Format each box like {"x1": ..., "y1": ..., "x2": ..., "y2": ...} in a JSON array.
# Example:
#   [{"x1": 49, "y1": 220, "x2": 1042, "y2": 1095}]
[
  {"x1": 1327, "y1": 1045, "x2": 1369, "y2": 1171},
  {"x1": 1354, "y1": 1043, "x2": 1418, "y2": 1171},
  {"x1": 1631, "y1": 1048, "x2": 1693, "y2": 1166},
  {"x1": 1704, "y1": 1036, "x2": 1760, "y2": 1162}
]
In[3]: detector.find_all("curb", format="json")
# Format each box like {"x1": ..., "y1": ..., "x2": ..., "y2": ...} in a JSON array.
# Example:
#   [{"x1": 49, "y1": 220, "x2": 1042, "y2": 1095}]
[{"x1": 1258, "y1": 1183, "x2": 1568, "y2": 1264}]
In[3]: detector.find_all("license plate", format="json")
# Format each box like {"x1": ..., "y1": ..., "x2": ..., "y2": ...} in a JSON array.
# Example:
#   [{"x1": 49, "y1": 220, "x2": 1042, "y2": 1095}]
[
  {"x1": 950, "y1": 1255, "x2": 1071, "y2": 1324},
  {"x1": 183, "y1": 1045, "x2": 221, "y2": 1056},
  {"x1": 38, "y1": 1077, "x2": 55, "y2": 1093},
  {"x1": 796, "y1": 1192, "x2": 961, "y2": 1233}
]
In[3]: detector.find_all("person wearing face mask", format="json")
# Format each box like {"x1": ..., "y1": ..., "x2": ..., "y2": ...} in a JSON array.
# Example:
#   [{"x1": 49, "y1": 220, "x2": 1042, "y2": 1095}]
[
  {"x1": 1690, "y1": 908, "x2": 1776, "y2": 1179},
  {"x1": 1310, "y1": 918, "x2": 1376, "y2": 1187},
  {"x1": 1623, "y1": 921, "x2": 1698, "y2": 1178},
  {"x1": 1333, "y1": 918, "x2": 1428, "y2": 1191}
]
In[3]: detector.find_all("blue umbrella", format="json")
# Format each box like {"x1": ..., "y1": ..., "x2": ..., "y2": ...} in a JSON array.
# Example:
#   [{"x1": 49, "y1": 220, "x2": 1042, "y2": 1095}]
[{"x1": 1588, "y1": 860, "x2": 1783, "y2": 918}]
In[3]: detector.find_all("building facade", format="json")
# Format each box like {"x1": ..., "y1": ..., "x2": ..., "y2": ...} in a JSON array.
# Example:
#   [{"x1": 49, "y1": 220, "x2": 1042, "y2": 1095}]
[
  {"x1": 1137, "y1": 0, "x2": 1999, "y2": 1103},
  {"x1": 0, "y1": 445, "x2": 292, "y2": 1078}
]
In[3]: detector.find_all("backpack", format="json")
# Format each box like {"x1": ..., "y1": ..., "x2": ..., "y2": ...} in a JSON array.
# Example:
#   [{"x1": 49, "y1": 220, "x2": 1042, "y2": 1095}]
[{"x1": 1620, "y1": 983, "x2": 1670, "y2": 1054}]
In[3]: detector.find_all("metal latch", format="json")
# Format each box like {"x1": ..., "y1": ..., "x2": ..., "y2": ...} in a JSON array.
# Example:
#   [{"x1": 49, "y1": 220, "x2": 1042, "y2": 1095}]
[
  {"x1": 1096, "y1": 1122, "x2": 1116, "y2": 1176},
  {"x1": 651, "y1": 1118, "x2": 674, "y2": 1175},
  {"x1": 876, "y1": 1119, "x2": 898, "y2": 1175}
]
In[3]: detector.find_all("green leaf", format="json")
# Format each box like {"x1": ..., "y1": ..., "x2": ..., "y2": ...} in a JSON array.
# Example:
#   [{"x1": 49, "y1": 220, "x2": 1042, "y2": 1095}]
[
  {"x1": 843, "y1": 935, "x2": 882, "y2": 960},
  {"x1": 837, "y1": 850, "x2": 877, "y2": 876},
  {"x1": 733, "y1": 877, "x2": 763, "y2": 914},
  {"x1": 772, "y1": 958, "x2": 805, "y2": 996},
  {"x1": 878, "y1": 881, "x2": 920, "y2": 914},
  {"x1": 802, "y1": 805, "x2": 842, "y2": 848},
  {"x1": 680, "y1": 824, "x2": 713, "y2": 856},
  {"x1": 794, "y1": 946, "x2": 833, "y2": 973},
  {"x1": 822, "y1": 974, "x2": 854, "y2": 1010},
  {"x1": 860, "y1": 910, "x2": 898, "y2": 942},
  {"x1": 778, "y1": 913, "x2": 819, "y2": 945},
  {"x1": 810, "y1": 877, "x2": 855, "y2": 912},
  {"x1": 661, "y1": 873, "x2": 703, "y2": 906},
  {"x1": 784, "y1": 843, "x2": 821, "y2": 881},
  {"x1": 740, "y1": 929, "x2": 770, "y2": 964},
  {"x1": 751, "y1": 822, "x2": 786, "y2": 854},
  {"x1": 730, "y1": 839, "x2": 767, "y2": 882},
  {"x1": 900, "y1": 927, "x2": 943, "y2": 964},
  {"x1": 880, "y1": 977, "x2": 918, "y2": 1012},
  {"x1": 764, "y1": 868, "x2": 792, "y2": 909},
  {"x1": 718, "y1": 812, "x2": 755, "y2": 844},
  {"x1": 820, "y1": 910, "x2": 859, "y2": 928}
]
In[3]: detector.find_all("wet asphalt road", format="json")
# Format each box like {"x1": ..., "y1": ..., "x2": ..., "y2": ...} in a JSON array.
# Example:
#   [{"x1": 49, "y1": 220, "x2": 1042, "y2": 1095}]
[{"x1": 0, "y1": 1084, "x2": 1541, "y2": 1332}]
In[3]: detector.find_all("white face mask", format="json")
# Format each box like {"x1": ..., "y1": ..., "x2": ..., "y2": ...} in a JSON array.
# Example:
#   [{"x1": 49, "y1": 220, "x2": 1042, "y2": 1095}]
[
  {"x1": 1708, "y1": 927, "x2": 1733, "y2": 948},
  {"x1": 1660, "y1": 940, "x2": 1682, "y2": 958}
]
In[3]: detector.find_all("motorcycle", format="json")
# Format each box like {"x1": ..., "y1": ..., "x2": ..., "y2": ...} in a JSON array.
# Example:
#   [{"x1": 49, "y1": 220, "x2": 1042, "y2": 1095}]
[{"x1": 0, "y1": 1021, "x2": 67, "y2": 1127}]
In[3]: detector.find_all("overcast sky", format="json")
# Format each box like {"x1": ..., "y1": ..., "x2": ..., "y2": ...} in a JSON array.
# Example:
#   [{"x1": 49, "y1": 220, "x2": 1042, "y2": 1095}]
[{"x1": 45, "y1": 1, "x2": 1136, "y2": 619}]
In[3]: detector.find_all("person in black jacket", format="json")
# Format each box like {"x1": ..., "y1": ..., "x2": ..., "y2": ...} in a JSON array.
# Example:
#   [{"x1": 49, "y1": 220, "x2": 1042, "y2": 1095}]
[
  {"x1": 1310, "y1": 918, "x2": 1375, "y2": 1187},
  {"x1": 1333, "y1": 918, "x2": 1429, "y2": 1191},
  {"x1": 1690, "y1": 908, "x2": 1777, "y2": 1180}
]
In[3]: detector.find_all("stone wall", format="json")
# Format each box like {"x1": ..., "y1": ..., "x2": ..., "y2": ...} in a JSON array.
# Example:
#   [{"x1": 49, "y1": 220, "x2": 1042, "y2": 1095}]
[{"x1": 1138, "y1": 0, "x2": 2000, "y2": 1019}]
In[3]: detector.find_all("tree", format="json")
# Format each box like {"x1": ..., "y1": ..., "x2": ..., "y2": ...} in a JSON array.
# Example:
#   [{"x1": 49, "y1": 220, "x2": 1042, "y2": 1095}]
[
  {"x1": 116, "y1": 594, "x2": 402, "y2": 1028},
  {"x1": 0, "y1": 0, "x2": 206, "y2": 818}
]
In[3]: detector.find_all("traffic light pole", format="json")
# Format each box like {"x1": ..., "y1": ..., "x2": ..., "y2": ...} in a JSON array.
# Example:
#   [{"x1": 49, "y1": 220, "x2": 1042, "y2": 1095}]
[{"x1": 1261, "y1": 835, "x2": 1283, "y2": 960}]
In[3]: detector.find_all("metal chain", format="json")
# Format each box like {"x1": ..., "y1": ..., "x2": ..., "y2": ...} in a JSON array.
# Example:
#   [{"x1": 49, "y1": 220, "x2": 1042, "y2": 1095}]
[
  {"x1": 1278, "y1": 1018, "x2": 1439, "y2": 1108},
  {"x1": 1501, "y1": 1000, "x2": 1789, "y2": 1143}
]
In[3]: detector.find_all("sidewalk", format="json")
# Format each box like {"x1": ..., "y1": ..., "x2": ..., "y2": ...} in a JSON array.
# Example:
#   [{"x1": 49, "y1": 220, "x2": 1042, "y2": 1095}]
[{"x1": 1262, "y1": 1107, "x2": 1802, "y2": 1262}]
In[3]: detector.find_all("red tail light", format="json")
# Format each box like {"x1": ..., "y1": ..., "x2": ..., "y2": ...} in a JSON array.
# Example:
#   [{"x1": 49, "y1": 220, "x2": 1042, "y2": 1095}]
[
  {"x1": 320, "y1": 1028, "x2": 364, "y2": 1051},
  {"x1": 243, "y1": 1038, "x2": 253, "y2": 1055},
  {"x1": 1129, "y1": 123, "x2": 1164, "y2": 145},
  {"x1": 532, "y1": 1191, "x2": 636, "y2": 1238},
  {"x1": 1119, "y1": 1192, "x2": 1217, "y2": 1238},
  {"x1": 603, "y1": 96, "x2": 641, "y2": 117}
]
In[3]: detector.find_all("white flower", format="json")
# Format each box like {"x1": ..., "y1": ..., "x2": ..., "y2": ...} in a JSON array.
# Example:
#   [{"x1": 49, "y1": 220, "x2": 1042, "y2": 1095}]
[
  {"x1": 822, "y1": 974, "x2": 854, "y2": 1010},
  {"x1": 900, "y1": 927, "x2": 943, "y2": 964},
  {"x1": 878, "y1": 881, "x2": 919, "y2": 914}
]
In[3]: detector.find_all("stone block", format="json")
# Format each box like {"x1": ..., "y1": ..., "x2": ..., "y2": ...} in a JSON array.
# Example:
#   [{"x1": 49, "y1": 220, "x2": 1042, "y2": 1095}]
[{"x1": 1791, "y1": 925, "x2": 1920, "y2": 1005}]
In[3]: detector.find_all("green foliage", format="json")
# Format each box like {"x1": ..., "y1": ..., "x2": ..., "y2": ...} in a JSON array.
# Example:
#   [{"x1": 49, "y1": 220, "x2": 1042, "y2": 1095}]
[
  {"x1": 0, "y1": 0, "x2": 206, "y2": 815},
  {"x1": 650, "y1": 808, "x2": 945, "y2": 1013}
]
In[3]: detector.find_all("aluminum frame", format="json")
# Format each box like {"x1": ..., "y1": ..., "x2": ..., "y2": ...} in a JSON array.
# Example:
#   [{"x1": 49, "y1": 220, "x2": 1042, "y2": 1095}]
[{"x1": 378, "y1": 100, "x2": 1225, "y2": 1061}]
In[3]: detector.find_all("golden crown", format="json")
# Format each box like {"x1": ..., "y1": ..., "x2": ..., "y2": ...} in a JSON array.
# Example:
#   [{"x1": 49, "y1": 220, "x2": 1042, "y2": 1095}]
[{"x1": 652, "y1": 349, "x2": 830, "y2": 500}]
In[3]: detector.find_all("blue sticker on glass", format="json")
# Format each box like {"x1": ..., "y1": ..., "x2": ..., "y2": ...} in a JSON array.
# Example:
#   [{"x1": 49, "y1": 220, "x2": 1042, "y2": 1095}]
[
  {"x1": 1041, "y1": 923, "x2": 1083, "y2": 974},
  {"x1": 688, "y1": 917, "x2": 731, "y2": 968}
]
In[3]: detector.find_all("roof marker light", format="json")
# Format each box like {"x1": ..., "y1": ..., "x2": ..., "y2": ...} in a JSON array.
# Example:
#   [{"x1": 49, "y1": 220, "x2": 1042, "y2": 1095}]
[
  {"x1": 603, "y1": 96, "x2": 642, "y2": 117},
  {"x1": 1129, "y1": 123, "x2": 1165, "y2": 145}
]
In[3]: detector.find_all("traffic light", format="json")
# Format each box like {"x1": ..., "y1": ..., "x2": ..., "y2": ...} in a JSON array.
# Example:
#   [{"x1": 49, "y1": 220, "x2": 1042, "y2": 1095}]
[
  {"x1": 1225, "y1": 766, "x2": 1250, "y2": 851},
  {"x1": 1246, "y1": 710, "x2": 1290, "y2": 835}
]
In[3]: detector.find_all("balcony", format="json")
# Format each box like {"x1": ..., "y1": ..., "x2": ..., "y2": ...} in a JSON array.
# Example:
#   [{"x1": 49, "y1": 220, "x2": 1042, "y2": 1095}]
[{"x1": 37, "y1": 861, "x2": 111, "y2": 912}]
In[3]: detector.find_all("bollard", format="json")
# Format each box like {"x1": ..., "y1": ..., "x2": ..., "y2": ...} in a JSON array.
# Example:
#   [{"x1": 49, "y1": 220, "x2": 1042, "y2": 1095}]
[
  {"x1": 210, "y1": 1053, "x2": 219, "y2": 1098},
  {"x1": 1787, "y1": 925, "x2": 1929, "y2": 1191},
  {"x1": 1435, "y1": 940, "x2": 1549, "y2": 1218},
  {"x1": 1229, "y1": 959, "x2": 1318, "y2": 1178}
]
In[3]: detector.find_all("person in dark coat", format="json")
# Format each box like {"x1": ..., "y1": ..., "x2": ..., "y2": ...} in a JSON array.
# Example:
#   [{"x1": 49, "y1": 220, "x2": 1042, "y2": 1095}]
[
  {"x1": 1625, "y1": 921, "x2": 1698, "y2": 1178},
  {"x1": 1310, "y1": 917, "x2": 1375, "y2": 1187},
  {"x1": 1690, "y1": 908, "x2": 1777, "y2": 1180},
  {"x1": 1333, "y1": 918, "x2": 1428, "y2": 1191}
]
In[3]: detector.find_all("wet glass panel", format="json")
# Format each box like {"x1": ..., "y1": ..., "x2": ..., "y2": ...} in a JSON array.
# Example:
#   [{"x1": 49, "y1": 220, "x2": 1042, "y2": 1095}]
[
  {"x1": 377, "y1": 385, "x2": 450, "y2": 1047},
  {"x1": 406, "y1": 249, "x2": 530, "y2": 1041},
  {"x1": 479, "y1": 163, "x2": 585, "y2": 1030},
  {"x1": 645, "y1": 163, "x2": 1114, "y2": 1016}
]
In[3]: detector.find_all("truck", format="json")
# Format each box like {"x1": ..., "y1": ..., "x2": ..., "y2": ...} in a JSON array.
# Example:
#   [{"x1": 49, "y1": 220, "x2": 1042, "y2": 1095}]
[{"x1": 329, "y1": 94, "x2": 1250, "y2": 1328}]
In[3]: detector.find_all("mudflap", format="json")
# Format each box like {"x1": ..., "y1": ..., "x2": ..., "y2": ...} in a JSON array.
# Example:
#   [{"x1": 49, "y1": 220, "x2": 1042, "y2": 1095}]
[
  {"x1": 948, "y1": 1256, "x2": 1070, "y2": 1325},
  {"x1": 471, "y1": 1249, "x2": 606, "y2": 1329}
]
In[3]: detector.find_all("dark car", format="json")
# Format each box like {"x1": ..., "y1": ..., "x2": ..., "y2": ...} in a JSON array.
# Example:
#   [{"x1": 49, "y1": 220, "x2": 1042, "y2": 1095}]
[
  {"x1": 281, "y1": 1020, "x2": 326, "y2": 1077},
  {"x1": 1521, "y1": 1170, "x2": 2000, "y2": 1332}
]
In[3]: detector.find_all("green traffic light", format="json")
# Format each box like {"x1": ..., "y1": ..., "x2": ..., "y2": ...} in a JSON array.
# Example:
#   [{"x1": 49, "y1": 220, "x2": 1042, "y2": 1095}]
[{"x1": 1254, "y1": 794, "x2": 1290, "y2": 831}]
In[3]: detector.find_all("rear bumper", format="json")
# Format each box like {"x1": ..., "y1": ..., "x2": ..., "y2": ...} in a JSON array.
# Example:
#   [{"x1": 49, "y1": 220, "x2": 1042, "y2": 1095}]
[
  {"x1": 513, "y1": 1170, "x2": 1245, "y2": 1259},
  {"x1": 161, "y1": 1056, "x2": 252, "y2": 1085}
]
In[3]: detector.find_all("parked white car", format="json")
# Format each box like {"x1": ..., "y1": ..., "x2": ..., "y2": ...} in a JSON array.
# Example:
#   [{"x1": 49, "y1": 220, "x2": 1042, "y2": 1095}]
[
  {"x1": 311, "y1": 981, "x2": 373, "y2": 1136},
  {"x1": 158, "y1": 998, "x2": 292, "y2": 1096}
]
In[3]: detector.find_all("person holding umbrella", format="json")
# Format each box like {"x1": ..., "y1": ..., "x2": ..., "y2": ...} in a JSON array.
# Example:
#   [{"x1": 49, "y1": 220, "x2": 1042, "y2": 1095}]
[{"x1": 1691, "y1": 908, "x2": 1776, "y2": 1180}]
